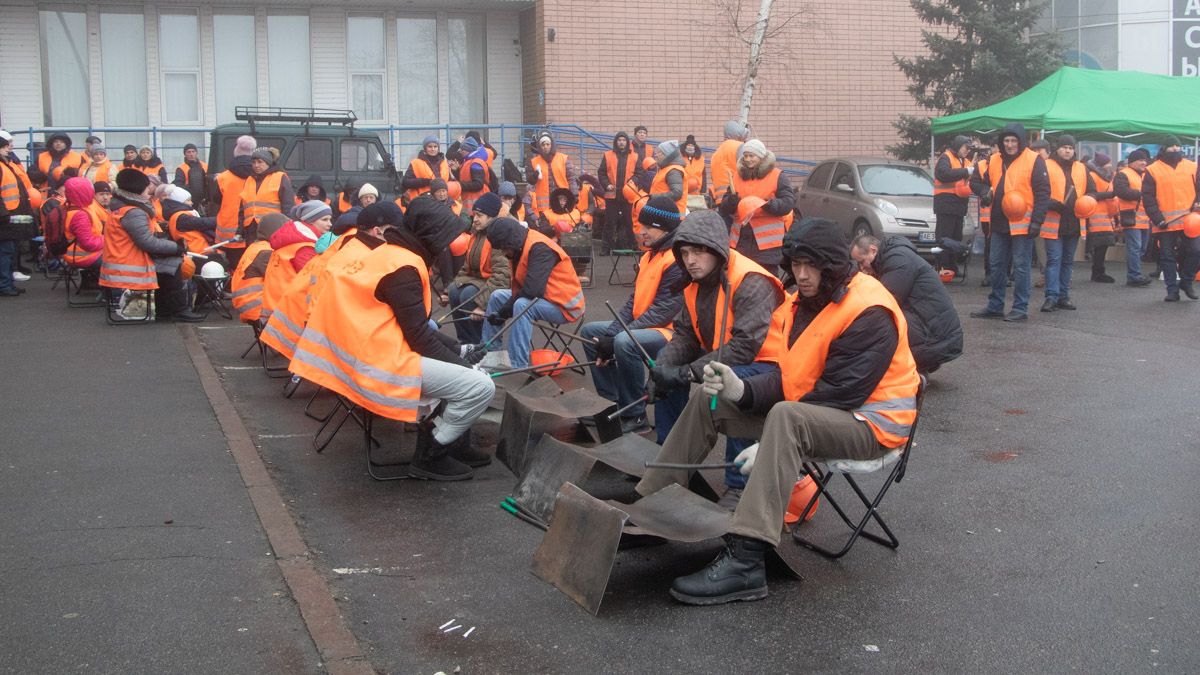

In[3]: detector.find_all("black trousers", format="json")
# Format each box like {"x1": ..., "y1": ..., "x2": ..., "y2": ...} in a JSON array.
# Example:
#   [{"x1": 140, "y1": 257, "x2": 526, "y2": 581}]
[
  {"x1": 604, "y1": 198, "x2": 635, "y2": 250},
  {"x1": 935, "y1": 212, "x2": 965, "y2": 271}
]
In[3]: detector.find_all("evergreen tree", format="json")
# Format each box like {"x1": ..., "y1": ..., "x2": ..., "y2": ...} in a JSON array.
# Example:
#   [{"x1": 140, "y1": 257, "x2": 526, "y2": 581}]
[{"x1": 887, "y1": 0, "x2": 1062, "y2": 162}]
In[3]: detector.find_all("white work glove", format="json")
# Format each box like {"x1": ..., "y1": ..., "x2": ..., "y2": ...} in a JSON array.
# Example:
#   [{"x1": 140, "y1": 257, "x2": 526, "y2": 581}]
[
  {"x1": 701, "y1": 362, "x2": 745, "y2": 403},
  {"x1": 734, "y1": 443, "x2": 759, "y2": 476},
  {"x1": 966, "y1": 164, "x2": 975, "y2": 175}
]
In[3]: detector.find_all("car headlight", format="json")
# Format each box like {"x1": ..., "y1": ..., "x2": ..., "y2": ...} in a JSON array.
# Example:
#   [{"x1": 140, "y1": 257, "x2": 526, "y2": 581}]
[{"x1": 873, "y1": 198, "x2": 900, "y2": 216}]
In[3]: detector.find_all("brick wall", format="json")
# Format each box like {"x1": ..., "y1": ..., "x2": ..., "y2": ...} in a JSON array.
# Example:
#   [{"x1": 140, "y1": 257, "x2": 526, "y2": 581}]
[{"x1": 533, "y1": 0, "x2": 929, "y2": 163}]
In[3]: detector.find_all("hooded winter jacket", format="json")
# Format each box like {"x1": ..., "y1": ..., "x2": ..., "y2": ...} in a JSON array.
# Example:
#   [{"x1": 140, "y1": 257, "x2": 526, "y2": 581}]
[
  {"x1": 268, "y1": 219, "x2": 320, "y2": 273},
  {"x1": 295, "y1": 175, "x2": 329, "y2": 205},
  {"x1": 598, "y1": 132, "x2": 636, "y2": 198},
  {"x1": 983, "y1": 123, "x2": 1050, "y2": 235},
  {"x1": 37, "y1": 133, "x2": 87, "y2": 189},
  {"x1": 657, "y1": 210, "x2": 783, "y2": 378},
  {"x1": 869, "y1": 236, "x2": 962, "y2": 373},
  {"x1": 64, "y1": 177, "x2": 104, "y2": 267}
]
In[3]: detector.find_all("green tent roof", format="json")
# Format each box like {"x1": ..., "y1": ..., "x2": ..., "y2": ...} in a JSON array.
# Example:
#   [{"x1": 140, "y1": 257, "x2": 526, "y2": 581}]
[{"x1": 931, "y1": 67, "x2": 1200, "y2": 143}]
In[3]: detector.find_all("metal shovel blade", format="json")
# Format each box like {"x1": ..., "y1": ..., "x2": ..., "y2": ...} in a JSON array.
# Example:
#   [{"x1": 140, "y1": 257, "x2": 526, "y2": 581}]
[
  {"x1": 531, "y1": 482, "x2": 628, "y2": 616},
  {"x1": 510, "y1": 436, "x2": 597, "y2": 525}
]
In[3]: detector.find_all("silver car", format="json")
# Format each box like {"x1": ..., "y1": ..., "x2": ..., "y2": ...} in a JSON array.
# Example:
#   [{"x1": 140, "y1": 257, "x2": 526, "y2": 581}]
[{"x1": 796, "y1": 156, "x2": 975, "y2": 253}]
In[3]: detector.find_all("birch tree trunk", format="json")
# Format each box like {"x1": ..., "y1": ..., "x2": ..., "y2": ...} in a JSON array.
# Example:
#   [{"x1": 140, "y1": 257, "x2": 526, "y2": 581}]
[{"x1": 738, "y1": 0, "x2": 775, "y2": 125}]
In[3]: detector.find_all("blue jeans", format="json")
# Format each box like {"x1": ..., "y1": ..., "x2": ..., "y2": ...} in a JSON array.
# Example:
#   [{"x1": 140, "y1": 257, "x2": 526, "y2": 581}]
[
  {"x1": 0, "y1": 240, "x2": 16, "y2": 292},
  {"x1": 1124, "y1": 228, "x2": 1146, "y2": 281},
  {"x1": 580, "y1": 321, "x2": 668, "y2": 420},
  {"x1": 480, "y1": 289, "x2": 569, "y2": 368},
  {"x1": 653, "y1": 361, "x2": 779, "y2": 490},
  {"x1": 1043, "y1": 235, "x2": 1078, "y2": 302},
  {"x1": 987, "y1": 231, "x2": 1034, "y2": 315},
  {"x1": 448, "y1": 282, "x2": 483, "y2": 344},
  {"x1": 1156, "y1": 231, "x2": 1200, "y2": 292}
]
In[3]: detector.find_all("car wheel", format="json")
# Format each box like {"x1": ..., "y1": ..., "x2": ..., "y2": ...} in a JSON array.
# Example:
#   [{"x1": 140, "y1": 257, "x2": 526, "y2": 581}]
[{"x1": 852, "y1": 220, "x2": 873, "y2": 240}]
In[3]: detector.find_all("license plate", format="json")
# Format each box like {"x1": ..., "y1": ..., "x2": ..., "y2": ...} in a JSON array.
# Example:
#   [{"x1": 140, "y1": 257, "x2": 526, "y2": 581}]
[{"x1": 918, "y1": 231, "x2": 936, "y2": 242}]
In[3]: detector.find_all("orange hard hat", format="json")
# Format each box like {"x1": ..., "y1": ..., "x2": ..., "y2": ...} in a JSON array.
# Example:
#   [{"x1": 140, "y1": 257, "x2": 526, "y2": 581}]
[
  {"x1": 447, "y1": 181, "x2": 462, "y2": 200},
  {"x1": 1182, "y1": 212, "x2": 1200, "y2": 238},
  {"x1": 449, "y1": 232, "x2": 470, "y2": 257},
  {"x1": 687, "y1": 176, "x2": 700, "y2": 192},
  {"x1": 642, "y1": 157, "x2": 657, "y2": 171},
  {"x1": 530, "y1": 349, "x2": 575, "y2": 377},
  {"x1": 953, "y1": 182, "x2": 972, "y2": 198},
  {"x1": 1073, "y1": 195, "x2": 1097, "y2": 218},
  {"x1": 1001, "y1": 192, "x2": 1027, "y2": 221},
  {"x1": 784, "y1": 475, "x2": 820, "y2": 524},
  {"x1": 737, "y1": 196, "x2": 767, "y2": 224}
]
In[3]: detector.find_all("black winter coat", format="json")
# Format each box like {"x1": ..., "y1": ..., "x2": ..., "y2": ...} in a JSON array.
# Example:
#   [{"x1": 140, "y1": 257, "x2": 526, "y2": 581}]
[{"x1": 872, "y1": 236, "x2": 963, "y2": 372}]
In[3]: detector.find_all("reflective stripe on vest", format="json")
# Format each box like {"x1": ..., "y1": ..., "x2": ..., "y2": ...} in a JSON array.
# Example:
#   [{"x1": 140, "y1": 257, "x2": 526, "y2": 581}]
[
  {"x1": 99, "y1": 205, "x2": 159, "y2": 290},
  {"x1": 240, "y1": 171, "x2": 285, "y2": 225},
  {"x1": 531, "y1": 153, "x2": 569, "y2": 215},
  {"x1": 406, "y1": 156, "x2": 451, "y2": 203},
  {"x1": 215, "y1": 170, "x2": 250, "y2": 245},
  {"x1": 1087, "y1": 170, "x2": 1116, "y2": 235},
  {"x1": 632, "y1": 248, "x2": 677, "y2": 340},
  {"x1": 459, "y1": 157, "x2": 491, "y2": 212},
  {"x1": 988, "y1": 148, "x2": 1038, "y2": 235},
  {"x1": 1042, "y1": 160, "x2": 1087, "y2": 240},
  {"x1": 64, "y1": 204, "x2": 105, "y2": 267},
  {"x1": 729, "y1": 167, "x2": 794, "y2": 250},
  {"x1": 778, "y1": 275, "x2": 920, "y2": 448},
  {"x1": 1116, "y1": 167, "x2": 1150, "y2": 230},
  {"x1": 231, "y1": 240, "x2": 273, "y2": 322},
  {"x1": 513, "y1": 229, "x2": 585, "y2": 321},
  {"x1": 933, "y1": 150, "x2": 968, "y2": 196},
  {"x1": 262, "y1": 242, "x2": 308, "y2": 317},
  {"x1": 682, "y1": 250, "x2": 784, "y2": 362},
  {"x1": 1145, "y1": 158, "x2": 1197, "y2": 232},
  {"x1": 289, "y1": 245, "x2": 428, "y2": 421},
  {"x1": 650, "y1": 164, "x2": 689, "y2": 215}
]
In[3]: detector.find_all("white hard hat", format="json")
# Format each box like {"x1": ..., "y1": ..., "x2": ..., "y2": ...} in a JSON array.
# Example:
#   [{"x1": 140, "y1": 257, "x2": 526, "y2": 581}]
[{"x1": 200, "y1": 261, "x2": 226, "y2": 279}]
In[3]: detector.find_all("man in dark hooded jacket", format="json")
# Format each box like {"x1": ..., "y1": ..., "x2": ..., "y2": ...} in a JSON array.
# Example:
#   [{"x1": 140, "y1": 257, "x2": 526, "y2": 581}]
[
  {"x1": 969, "y1": 122, "x2": 1050, "y2": 322},
  {"x1": 636, "y1": 218, "x2": 919, "y2": 606},
  {"x1": 851, "y1": 234, "x2": 963, "y2": 373},
  {"x1": 597, "y1": 131, "x2": 638, "y2": 250},
  {"x1": 651, "y1": 209, "x2": 784, "y2": 505},
  {"x1": 1141, "y1": 136, "x2": 1200, "y2": 301}
]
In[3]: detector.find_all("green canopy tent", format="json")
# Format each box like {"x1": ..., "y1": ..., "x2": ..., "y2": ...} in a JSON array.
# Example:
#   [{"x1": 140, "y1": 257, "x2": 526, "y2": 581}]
[{"x1": 931, "y1": 67, "x2": 1200, "y2": 147}]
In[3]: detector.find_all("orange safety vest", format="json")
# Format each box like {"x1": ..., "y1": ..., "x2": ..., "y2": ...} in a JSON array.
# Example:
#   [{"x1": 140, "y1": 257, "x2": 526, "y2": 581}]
[
  {"x1": 260, "y1": 241, "x2": 309, "y2": 320},
  {"x1": 63, "y1": 203, "x2": 106, "y2": 268},
  {"x1": 462, "y1": 232, "x2": 494, "y2": 278},
  {"x1": 976, "y1": 159, "x2": 991, "y2": 225},
  {"x1": 231, "y1": 240, "x2": 273, "y2": 322},
  {"x1": 575, "y1": 182, "x2": 598, "y2": 225},
  {"x1": 1087, "y1": 170, "x2": 1116, "y2": 236},
  {"x1": 1116, "y1": 167, "x2": 1150, "y2": 231},
  {"x1": 1, "y1": 160, "x2": 37, "y2": 211},
  {"x1": 174, "y1": 161, "x2": 208, "y2": 190},
  {"x1": 240, "y1": 172, "x2": 286, "y2": 233},
  {"x1": 685, "y1": 155, "x2": 705, "y2": 194},
  {"x1": 604, "y1": 150, "x2": 637, "y2": 200},
  {"x1": 1043, "y1": 160, "x2": 1088, "y2": 240},
  {"x1": 650, "y1": 164, "x2": 689, "y2": 215},
  {"x1": 1144, "y1": 158, "x2": 1197, "y2": 232},
  {"x1": 933, "y1": 150, "x2": 969, "y2": 197},
  {"x1": 290, "y1": 244, "x2": 428, "y2": 421},
  {"x1": 632, "y1": 248, "x2": 677, "y2": 340},
  {"x1": 988, "y1": 148, "x2": 1038, "y2": 235},
  {"x1": 458, "y1": 157, "x2": 492, "y2": 213},
  {"x1": 778, "y1": 274, "x2": 920, "y2": 448},
  {"x1": 513, "y1": 229, "x2": 585, "y2": 321},
  {"x1": 709, "y1": 139, "x2": 743, "y2": 202},
  {"x1": 37, "y1": 150, "x2": 86, "y2": 185},
  {"x1": 214, "y1": 170, "x2": 249, "y2": 247},
  {"x1": 682, "y1": 250, "x2": 785, "y2": 362},
  {"x1": 99, "y1": 205, "x2": 159, "y2": 290},
  {"x1": 530, "y1": 153, "x2": 569, "y2": 216},
  {"x1": 729, "y1": 168, "x2": 794, "y2": 250},
  {"x1": 261, "y1": 234, "x2": 366, "y2": 360},
  {"x1": 83, "y1": 161, "x2": 113, "y2": 185},
  {"x1": 138, "y1": 161, "x2": 165, "y2": 178},
  {"x1": 337, "y1": 192, "x2": 352, "y2": 214},
  {"x1": 405, "y1": 156, "x2": 452, "y2": 202},
  {"x1": 167, "y1": 209, "x2": 213, "y2": 255}
]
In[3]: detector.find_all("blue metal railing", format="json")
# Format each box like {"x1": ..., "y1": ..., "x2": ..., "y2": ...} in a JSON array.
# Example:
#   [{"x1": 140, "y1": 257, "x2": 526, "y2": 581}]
[{"x1": 11, "y1": 123, "x2": 817, "y2": 182}]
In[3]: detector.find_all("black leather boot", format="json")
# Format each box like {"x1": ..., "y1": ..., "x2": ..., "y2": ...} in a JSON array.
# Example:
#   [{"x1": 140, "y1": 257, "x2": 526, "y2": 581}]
[
  {"x1": 447, "y1": 429, "x2": 491, "y2": 468},
  {"x1": 408, "y1": 426, "x2": 473, "y2": 481},
  {"x1": 669, "y1": 535, "x2": 769, "y2": 605}
]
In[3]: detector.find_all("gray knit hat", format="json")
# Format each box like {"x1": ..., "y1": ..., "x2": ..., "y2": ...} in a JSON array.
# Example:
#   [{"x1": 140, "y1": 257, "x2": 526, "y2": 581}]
[
  {"x1": 294, "y1": 200, "x2": 332, "y2": 224},
  {"x1": 251, "y1": 147, "x2": 275, "y2": 164},
  {"x1": 498, "y1": 181, "x2": 518, "y2": 198},
  {"x1": 656, "y1": 140, "x2": 681, "y2": 165}
]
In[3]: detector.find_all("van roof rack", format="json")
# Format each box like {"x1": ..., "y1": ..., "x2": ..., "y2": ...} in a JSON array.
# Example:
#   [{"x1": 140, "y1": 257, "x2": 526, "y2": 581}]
[{"x1": 234, "y1": 107, "x2": 358, "y2": 132}]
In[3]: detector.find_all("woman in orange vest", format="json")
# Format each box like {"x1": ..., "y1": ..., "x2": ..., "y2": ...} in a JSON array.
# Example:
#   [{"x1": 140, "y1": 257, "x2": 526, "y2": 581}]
[
  {"x1": 525, "y1": 132, "x2": 577, "y2": 218},
  {"x1": 718, "y1": 138, "x2": 796, "y2": 272},
  {"x1": 82, "y1": 145, "x2": 115, "y2": 187},
  {"x1": 536, "y1": 188, "x2": 586, "y2": 240},
  {"x1": 230, "y1": 212, "x2": 287, "y2": 324},
  {"x1": 648, "y1": 140, "x2": 689, "y2": 217},
  {"x1": 62, "y1": 177, "x2": 106, "y2": 274},
  {"x1": 1140, "y1": 136, "x2": 1199, "y2": 301},
  {"x1": 580, "y1": 196, "x2": 687, "y2": 436},
  {"x1": 649, "y1": 209, "x2": 785, "y2": 501},
  {"x1": 682, "y1": 134, "x2": 707, "y2": 197},
  {"x1": 102, "y1": 168, "x2": 204, "y2": 322},
  {"x1": 36, "y1": 133, "x2": 87, "y2": 190},
  {"x1": 1112, "y1": 148, "x2": 1154, "y2": 286},
  {"x1": 260, "y1": 200, "x2": 332, "y2": 320},
  {"x1": 290, "y1": 200, "x2": 495, "y2": 479},
  {"x1": 210, "y1": 135, "x2": 257, "y2": 268},
  {"x1": 709, "y1": 119, "x2": 749, "y2": 204},
  {"x1": 448, "y1": 193, "x2": 511, "y2": 344},
  {"x1": 480, "y1": 216, "x2": 585, "y2": 368},
  {"x1": 162, "y1": 186, "x2": 219, "y2": 271},
  {"x1": 637, "y1": 218, "x2": 919, "y2": 606},
  {"x1": 456, "y1": 136, "x2": 496, "y2": 213},
  {"x1": 401, "y1": 135, "x2": 452, "y2": 204},
  {"x1": 135, "y1": 146, "x2": 168, "y2": 182},
  {"x1": 1084, "y1": 152, "x2": 1119, "y2": 284},
  {"x1": 238, "y1": 147, "x2": 295, "y2": 250}
]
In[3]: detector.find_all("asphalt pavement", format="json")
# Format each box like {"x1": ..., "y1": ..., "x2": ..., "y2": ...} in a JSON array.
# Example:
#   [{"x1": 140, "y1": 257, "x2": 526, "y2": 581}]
[{"x1": 4, "y1": 252, "x2": 1199, "y2": 674}]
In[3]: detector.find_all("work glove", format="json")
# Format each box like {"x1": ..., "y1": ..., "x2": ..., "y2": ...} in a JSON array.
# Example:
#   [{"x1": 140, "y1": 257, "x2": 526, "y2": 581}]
[
  {"x1": 718, "y1": 191, "x2": 740, "y2": 216},
  {"x1": 1155, "y1": 221, "x2": 1168, "y2": 231},
  {"x1": 701, "y1": 362, "x2": 745, "y2": 403},
  {"x1": 981, "y1": 188, "x2": 993, "y2": 207},
  {"x1": 462, "y1": 343, "x2": 488, "y2": 365},
  {"x1": 650, "y1": 364, "x2": 693, "y2": 392},
  {"x1": 497, "y1": 299, "x2": 516, "y2": 320},
  {"x1": 734, "y1": 443, "x2": 759, "y2": 476},
  {"x1": 594, "y1": 335, "x2": 616, "y2": 361},
  {"x1": 1027, "y1": 222, "x2": 1042, "y2": 237},
  {"x1": 486, "y1": 313, "x2": 507, "y2": 326},
  {"x1": 966, "y1": 164, "x2": 975, "y2": 175}
]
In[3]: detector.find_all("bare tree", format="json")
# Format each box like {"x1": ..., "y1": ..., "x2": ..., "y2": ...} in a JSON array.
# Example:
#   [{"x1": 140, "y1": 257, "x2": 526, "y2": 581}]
[{"x1": 711, "y1": 0, "x2": 809, "y2": 125}]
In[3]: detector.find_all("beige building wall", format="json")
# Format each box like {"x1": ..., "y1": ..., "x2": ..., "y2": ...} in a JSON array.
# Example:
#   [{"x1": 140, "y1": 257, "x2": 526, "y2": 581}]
[{"x1": 529, "y1": 0, "x2": 929, "y2": 163}]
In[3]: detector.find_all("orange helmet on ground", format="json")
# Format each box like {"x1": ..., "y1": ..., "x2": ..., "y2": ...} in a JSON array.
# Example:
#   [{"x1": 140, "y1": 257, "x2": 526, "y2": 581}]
[
  {"x1": 1001, "y1": 192, "x2": 1027, "y2": 221},
  {"x1": 784, "y1": 476, "x2": 819, "y2": 524},
  {"x1": 737, "y1": 196, "x2": 767, "y2": 225},
  {"x1": 1074, "y1": 195, "x2": 1097, "y2": 218}
]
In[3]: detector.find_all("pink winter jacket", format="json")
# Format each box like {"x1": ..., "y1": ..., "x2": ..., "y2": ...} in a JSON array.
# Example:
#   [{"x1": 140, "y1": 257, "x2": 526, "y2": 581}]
[{"x1": 64, "y1": 177, "x2": 104, "y2": 267}]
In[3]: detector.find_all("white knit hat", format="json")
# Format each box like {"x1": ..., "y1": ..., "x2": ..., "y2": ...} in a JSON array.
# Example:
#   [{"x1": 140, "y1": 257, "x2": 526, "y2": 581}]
[
  {"x1": 740, "y1": 139, "x2": 768, "y2": 158},
  {"x1": 358, "y1": 183, "x2": 379, "y2": 199}
]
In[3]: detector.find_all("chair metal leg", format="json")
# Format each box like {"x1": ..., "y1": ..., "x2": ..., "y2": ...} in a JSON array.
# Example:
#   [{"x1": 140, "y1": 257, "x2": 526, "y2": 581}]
[
  {"x1": 363, "y1": 409, "x2": 409, "y2": 481},
  {"x1": 258, "y1": 339, "x2": 290, "y2": 378},
  {"x1": 312, "y1": 399, "x2": 354, "y2": 453},
  {"x1": 303, "y1": 387, "x2": 339, "y2": 422},
  {"x1": 790, "y1": 461, "x2": 903, "y2": 559},
  {"x1": 105, "y1": 289, "x2": 155, "y2": 325}
]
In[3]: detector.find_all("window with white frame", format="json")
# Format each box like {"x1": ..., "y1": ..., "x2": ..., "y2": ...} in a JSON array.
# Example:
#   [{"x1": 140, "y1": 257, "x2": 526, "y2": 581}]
[
  {"x1": 267, "y1": 14, "x2": 312, "y2": 108},
  {"x1": 100, "y1": 11, "x2": 149, "y2": 126},
  {"x1": 448, "y1": 15, "x2": 486, "y2": 125},
  {"x1": 39, "y1": 10, "x2": 90, "y2": 127},
  {"x1": 347, "y1": 17, "x2": 386, "y2": 123},
  {"x1": 213, "y1": 13, "x2": 258, "y2": 124},
  {"x1": 160, "y1": 13, "x2": 201, "y2": 124},
  {"x1": 396, "y1": 16, "x2": 438, "y2": 124}
]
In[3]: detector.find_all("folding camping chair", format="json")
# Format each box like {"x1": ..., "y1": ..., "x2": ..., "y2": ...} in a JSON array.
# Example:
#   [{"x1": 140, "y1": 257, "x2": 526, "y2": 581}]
[
  {"x1": 607, "y1": 249, "x2": 640, "y2": 286},
  {"x1": 55, "y1": 258, "x2": 106, "y2": 308},
  {"x1": 789, "y1": 375, "x2": 927, "y2": 559},
  {"x1": 240, "y1": 320, "x2": 290, "y2": 378},
  {"x1": 533, "y1": 313, "x2": 589, "y2": 376},
  {"x1": 560, "y1": 226, "x2": 594, "y2": 289},
  {"x1": 105, "y1": 288, "x2": 156, "y2": 325}
]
